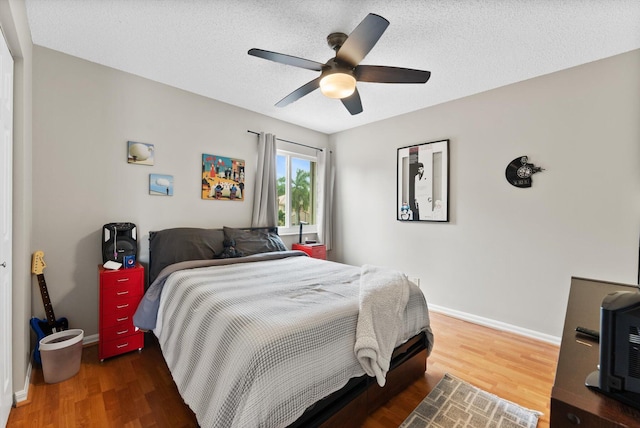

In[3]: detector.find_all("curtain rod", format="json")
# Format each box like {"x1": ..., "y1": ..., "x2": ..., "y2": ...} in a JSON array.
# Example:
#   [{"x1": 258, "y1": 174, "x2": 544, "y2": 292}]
[{"x1": 247, "y1": 130, "x2": 323, "y2": 152}]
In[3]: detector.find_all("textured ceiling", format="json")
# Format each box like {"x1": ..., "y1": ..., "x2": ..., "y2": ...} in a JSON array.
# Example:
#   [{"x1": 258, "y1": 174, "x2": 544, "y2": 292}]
[{"x1": 24, "y1": 0, "x2": 640, "y2": 135}]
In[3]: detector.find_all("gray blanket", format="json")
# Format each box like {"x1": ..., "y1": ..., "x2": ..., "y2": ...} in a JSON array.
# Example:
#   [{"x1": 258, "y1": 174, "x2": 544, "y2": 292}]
[{"x1": 355, "y1": 264, "x2": 411, "y2": 387}]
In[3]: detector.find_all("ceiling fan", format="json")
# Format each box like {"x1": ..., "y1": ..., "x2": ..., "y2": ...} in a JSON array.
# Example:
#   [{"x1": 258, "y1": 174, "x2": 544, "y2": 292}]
[{"x1": 248, "y1": 13, "x2": 431, "y2": 115}]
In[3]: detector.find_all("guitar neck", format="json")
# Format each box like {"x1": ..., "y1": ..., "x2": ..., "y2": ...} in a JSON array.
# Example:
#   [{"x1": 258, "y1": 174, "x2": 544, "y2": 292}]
[{"x1": 36, "y1": 273, "x2": 57, "y2": 326}]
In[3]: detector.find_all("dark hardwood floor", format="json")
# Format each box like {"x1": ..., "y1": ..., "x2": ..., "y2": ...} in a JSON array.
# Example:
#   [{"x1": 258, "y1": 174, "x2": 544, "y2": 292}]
[{"x1": 7, "y1": 312, "x2": 559, "y2": 427}]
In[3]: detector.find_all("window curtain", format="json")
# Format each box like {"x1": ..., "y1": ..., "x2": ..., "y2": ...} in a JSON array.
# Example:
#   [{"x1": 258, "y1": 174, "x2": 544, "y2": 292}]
[
  {"x1": 317, "y1": 148, "x2": 335, "y2": 251},
  {"x1": 251, "y1": 132, "x2": 278, "y2": 227}
]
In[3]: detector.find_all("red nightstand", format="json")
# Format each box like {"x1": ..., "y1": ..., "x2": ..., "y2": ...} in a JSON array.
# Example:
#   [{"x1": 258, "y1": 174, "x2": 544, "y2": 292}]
[
  {"x1": 292, "y1": 243, "x2": 327, "y2": 260},
  {"x1": 98, "y1": 263, "x2": 144, "y2": 361}
]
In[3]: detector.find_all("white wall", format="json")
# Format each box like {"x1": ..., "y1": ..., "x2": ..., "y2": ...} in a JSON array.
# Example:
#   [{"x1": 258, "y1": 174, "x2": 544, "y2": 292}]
[
  {"x1": 330, "y1": 49, "x2": 640, "y2": 340},
  {"x1": 32, "y1": 46, "x2": 329, "y2": 338}
]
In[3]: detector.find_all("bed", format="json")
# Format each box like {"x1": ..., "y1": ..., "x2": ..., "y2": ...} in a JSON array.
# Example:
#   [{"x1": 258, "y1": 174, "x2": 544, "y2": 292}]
[{"x1": 133, "y1": 226, "x2": 434, "y2": 428}]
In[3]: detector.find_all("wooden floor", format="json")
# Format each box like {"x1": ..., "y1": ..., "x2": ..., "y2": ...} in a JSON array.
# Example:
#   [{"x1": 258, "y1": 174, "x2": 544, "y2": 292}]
[
  {"x1": 362, "y1": 312, "x2": 559, "y2": 428},
  {"x1": 7, "y1": 312, "x2": 559, "y2": 427}
]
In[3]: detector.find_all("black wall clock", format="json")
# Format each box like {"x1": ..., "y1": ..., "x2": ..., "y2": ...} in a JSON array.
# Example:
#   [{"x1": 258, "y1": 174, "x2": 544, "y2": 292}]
[{"x1": 505, "y1": 156, "x2": 544, "y2": 188}]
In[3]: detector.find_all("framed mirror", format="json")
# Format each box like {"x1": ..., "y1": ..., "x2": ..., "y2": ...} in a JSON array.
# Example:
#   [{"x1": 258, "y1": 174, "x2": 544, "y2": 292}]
[{"x1": 397, "y1": 139, "x2": 449, "y2": 222}]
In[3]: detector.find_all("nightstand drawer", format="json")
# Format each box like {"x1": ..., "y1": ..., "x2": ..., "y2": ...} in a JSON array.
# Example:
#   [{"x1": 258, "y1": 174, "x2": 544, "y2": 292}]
[
  {"x1": 100, "y1": 332, "x2": 144, "y2": 360},
  {"x1": 101, "y1": 282, "x2": 143, "y2": 302},
  {"x1": 292, "y1": 243, "x2": 327, "y2": 260},
  {"x1": 101, "y1": 323, "x2": 138, "y2": 342},
  {"x1": 101, "y1": 308, "x2": 136, "y2": 330},
  {"x1": 100, "y1": 267, "x2": 143, "y2": 288},
  {"x1": 101, "y1": 294, "x2": 140, "y2": 320}
]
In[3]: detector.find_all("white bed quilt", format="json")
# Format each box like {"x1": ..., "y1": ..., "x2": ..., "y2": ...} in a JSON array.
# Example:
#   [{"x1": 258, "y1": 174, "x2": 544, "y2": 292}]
[{"x1": 153, "y1": 255, "x2": 432, "y2": 428}]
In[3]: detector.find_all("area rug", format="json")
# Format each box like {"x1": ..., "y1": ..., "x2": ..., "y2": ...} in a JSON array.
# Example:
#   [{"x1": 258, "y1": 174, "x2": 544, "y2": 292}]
[{"x1": 400, "y1": 373, "x2": 542, "y2": 428}]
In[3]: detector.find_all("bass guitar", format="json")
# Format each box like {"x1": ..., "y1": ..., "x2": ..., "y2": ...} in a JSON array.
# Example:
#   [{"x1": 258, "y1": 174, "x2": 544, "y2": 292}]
[{"x1": 30, "y1": 251, "x2": 68, "y2": 364}]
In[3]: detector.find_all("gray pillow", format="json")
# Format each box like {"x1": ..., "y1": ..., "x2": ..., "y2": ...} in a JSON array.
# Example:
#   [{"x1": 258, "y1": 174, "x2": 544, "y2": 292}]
[
  {"x1": 149, "y1": 228, "x2": 225, "y2": 283},
  {"x1": 223, "y1": 226, "x2": 287, "y2": 256}
]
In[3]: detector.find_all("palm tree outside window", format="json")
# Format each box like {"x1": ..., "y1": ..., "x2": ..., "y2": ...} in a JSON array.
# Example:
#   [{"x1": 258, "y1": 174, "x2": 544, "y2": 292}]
[{"x1": 276, "y1": 151, "x2": 317, "y2": 232}]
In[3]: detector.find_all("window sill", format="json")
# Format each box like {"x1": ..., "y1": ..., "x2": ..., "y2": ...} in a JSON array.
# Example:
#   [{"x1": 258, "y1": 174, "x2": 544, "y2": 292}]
[{"x1": 278, "y1": 226, "x2": 318, "y2": 236}]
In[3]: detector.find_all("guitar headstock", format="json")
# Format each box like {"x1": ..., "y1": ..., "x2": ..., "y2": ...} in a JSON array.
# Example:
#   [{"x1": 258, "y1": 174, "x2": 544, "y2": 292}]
[{"x1": 31, "y1": 251, "x2": 46, "y2": 275}]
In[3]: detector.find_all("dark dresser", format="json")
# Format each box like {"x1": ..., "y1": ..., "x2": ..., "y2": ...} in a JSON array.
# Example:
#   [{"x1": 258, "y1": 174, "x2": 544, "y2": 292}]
[{"x1": 551, "y1": 277, "x2": 640, "y2": 426}]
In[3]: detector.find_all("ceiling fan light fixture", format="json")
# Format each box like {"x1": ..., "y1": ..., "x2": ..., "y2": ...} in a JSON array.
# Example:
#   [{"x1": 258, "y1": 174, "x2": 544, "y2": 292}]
[{"x1": 320, "y1": 71, "x2": 356, "y2": 99}]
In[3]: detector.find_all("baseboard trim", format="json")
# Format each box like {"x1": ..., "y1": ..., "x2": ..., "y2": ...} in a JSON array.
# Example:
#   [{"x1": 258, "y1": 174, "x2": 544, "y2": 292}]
[
  {"x1": 429, "y1": 304, "x2": 561, "y2": 346},
  {"x1": 83, "y1": 333, "x2": 98, "y2": 345},
  {"x1": 13, "y1": 361, "x2": 31, "y2": 405}
]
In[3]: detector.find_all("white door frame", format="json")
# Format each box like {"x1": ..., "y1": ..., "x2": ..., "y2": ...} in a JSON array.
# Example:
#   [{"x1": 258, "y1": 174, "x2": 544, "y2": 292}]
[{"x1": 0, "y1": 25, "x2": 14, "y2": 427}]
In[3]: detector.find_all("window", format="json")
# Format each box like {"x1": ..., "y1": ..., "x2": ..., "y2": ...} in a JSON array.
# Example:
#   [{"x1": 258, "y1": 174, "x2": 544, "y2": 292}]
[{"x1": 277, "y1": 150, "x2": 317, "y2": 235}]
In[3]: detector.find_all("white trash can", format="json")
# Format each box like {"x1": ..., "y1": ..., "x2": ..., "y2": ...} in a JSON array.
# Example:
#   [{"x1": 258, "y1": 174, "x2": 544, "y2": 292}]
[{"x1": 39, "y1": 329, "x2": 84, "y2": 384}]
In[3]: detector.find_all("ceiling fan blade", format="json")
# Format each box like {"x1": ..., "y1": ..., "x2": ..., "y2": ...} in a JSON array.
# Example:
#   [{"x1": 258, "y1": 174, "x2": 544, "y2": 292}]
[
  {"x1": 356, "y1": 65, "x2": 431, "y2": 83},
  {"x1": 341, "y1": 88, "x2": 363, "y2": 115},
  {"x1": 336, "y1": 14, "x2": 389, "y2": 67},
  {"x1": 275, "y1": 76, "x2": 322, "y2": 107},
  {"x1": 248, "y1": 48, "x2": 324, "y2": 71}
]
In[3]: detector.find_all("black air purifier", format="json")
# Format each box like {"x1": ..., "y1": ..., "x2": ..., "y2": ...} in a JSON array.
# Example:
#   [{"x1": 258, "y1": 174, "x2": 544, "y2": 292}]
[{"x1": 102, "y1": 222, "x2": 137, "y2": 263}]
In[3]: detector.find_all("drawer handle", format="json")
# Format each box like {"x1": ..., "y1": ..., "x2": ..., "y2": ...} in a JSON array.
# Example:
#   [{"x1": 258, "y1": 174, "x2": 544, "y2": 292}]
[
  {"x1": 116, "y1": 317, "x2": 129, "y2": 322},
  {"x1": 117, "y1": 278, "x2": 130, "y2": 282},
  {"x1": 117, "y1": 329, "x2": 129, "y2": 335},
  {"x1": 116, "y1": 343, "x2": 129, "y2": 349},
  {"x1": 116, "y1": 304, "x2": 129, "y2": 309},
  {"x1": 116, "y1": 291, "x2": 129, "y2": 296},
  {"x1": 567, "y1": 413, "x2": 581, "y2": 425}
]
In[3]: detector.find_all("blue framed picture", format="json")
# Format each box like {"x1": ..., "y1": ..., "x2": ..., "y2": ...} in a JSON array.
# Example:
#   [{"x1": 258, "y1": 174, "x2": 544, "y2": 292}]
[{"x1": 149, "y1": 174, "x2": 173, "y2": 196}]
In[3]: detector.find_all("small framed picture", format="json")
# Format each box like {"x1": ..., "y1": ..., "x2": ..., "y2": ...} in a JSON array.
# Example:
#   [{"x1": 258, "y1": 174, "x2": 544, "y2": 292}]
[
  {"x1": 128, "y1": 141, "x2": 154, "y2": 165},
  {"x1": 149, "y1": 174, "x2": 173, "y2": 196},
  {"x1": 397, "y1": 139, "x2": 449, "y2": 222}
]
